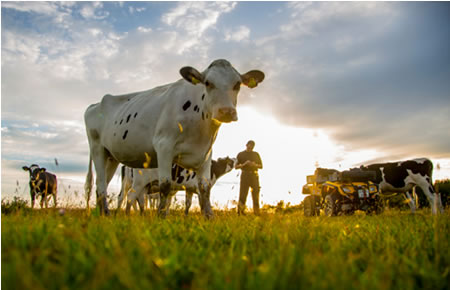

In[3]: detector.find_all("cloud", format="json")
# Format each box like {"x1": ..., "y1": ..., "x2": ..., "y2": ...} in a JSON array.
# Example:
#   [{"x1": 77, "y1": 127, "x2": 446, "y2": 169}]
[
  {"x1": 2, "y1": 1, "x2": 450, "y2": 200},
  {"x1": 1, "y1": 1, "x2": 240, "y2": 178},
  {"x1": 1, "y1": 1, "x2": 63, "y2": 15},
  {"x1": 137, "y1": 26, "x2": 152, "y2": 33},
  {"x1": 224, "y1": 25, "x2": 250, "y2": 42},
  {"x1": 79, "y1": 2, "x2": 109, "y2": 20},
  {"x1": 239, "y1": 2, "x2": 450, "y2": 159},
  {"x1": 161, "y1": 1, "x2": 237, "y2": 53},
  {"x1": 162, "y1": 1, "x2": 236, "y2": 35},
  {"x1": 129, "y1": 6, "x2": 146, "y2": 14}
]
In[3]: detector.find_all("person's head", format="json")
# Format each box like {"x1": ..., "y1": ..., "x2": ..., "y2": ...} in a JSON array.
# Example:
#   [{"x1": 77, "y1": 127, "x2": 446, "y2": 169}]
[{"x1": 246, "y1": 140, "x2": 255, "y2": 151}]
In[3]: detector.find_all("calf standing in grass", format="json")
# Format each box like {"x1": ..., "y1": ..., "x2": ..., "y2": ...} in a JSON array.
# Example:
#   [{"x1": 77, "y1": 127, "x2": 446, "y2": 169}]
[
  {"x1": 118, "y1": 157, "x2": 236, "y2": 215},
  {"x1": 22, "y1": 164, "x2": 57, "y2": 209}
]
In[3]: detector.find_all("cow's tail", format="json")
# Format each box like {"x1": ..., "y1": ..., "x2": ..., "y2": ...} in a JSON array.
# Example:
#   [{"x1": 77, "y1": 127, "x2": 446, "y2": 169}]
[{"x1": 84, "y1": 155, "x2": 94, "y2": 210}]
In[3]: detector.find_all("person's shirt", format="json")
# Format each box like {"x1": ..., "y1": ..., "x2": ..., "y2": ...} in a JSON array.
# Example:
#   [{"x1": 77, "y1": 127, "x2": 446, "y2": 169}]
[{"x1": 236, "y1": 150, "x2": 263, "y2": 173}]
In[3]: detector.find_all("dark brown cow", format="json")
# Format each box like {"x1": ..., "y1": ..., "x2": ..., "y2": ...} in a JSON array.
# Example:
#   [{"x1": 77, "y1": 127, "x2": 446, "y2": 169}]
[{"x1": 22, "y1": 164, "x2": 57, "y2": 208}]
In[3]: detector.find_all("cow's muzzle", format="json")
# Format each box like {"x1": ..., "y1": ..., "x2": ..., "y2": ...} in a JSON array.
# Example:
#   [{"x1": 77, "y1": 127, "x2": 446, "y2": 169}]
[{"x1": 216, "y1": 107, "x2": 238, "y2": 123}]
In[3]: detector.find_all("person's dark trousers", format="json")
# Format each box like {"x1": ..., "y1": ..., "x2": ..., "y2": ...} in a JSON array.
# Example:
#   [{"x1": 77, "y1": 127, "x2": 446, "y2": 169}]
[{"x1": 238, "y1": 171, "x2": 260, "y2": 215}]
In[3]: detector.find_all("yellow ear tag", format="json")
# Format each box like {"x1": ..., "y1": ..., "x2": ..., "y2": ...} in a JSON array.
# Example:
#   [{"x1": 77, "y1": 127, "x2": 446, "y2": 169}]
[
  {"x1": 191, "y1": 77, "x2": 200, "y2": 85},
  {"x1": 143, "y1": 152, "x2": 151, "y2": 168},
  {"x1": 178, "y1": 122, "x2": 183, "y2": 133},
  {"x1": 247, "y1": 77, "x2": 257, "y2": 88}
]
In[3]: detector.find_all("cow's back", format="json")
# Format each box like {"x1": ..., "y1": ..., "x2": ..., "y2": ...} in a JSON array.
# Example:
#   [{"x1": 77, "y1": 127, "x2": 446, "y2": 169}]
[
  {"x1": 84, "y1": 82, "x2": 179, "y2": 167},
  {"x1": 367, "y1": 158, "x2": 433, "y2": 189},
  {"x1": 34, "y1": 172, "x2": 57, "y2": 194}
]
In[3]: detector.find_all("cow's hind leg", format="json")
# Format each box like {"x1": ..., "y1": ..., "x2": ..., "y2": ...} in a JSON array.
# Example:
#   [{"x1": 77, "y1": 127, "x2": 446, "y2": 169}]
[
  {"x1": 117, "y1": 190, "x2": 125, "y2": 213},
  {"x1": 53, "y1": 193, "x2": 57, "y2": 208},
  {"x1": 40, "y1": 194, "x2": 45, "y2": 209},
  {"x1": 126, "y1": 187, "x2": 145, "y2": 215},
  {"x1": 136, "y1": 191, "x2": 146, "y2": 215},
  {"x1": 417, "y1": 182, "x2": 443, "y2": 214},
  {"x1": 91, "y1": 146, "x2": 118, "y2": 215},
  {"x1": 53, "y1": 179, "x2": 57, "y2": 208}
]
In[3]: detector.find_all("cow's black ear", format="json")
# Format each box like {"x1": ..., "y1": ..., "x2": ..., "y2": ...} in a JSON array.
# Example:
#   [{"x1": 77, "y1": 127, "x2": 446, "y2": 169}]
[
  {"x1": 40, "y1": 168, "x2": 47, "y2": 172},
  {"x1": 22, "y1": 166, "x2": 30, "y2": 171},
  {"x1": 180, "y1": 66, "x2": 204, "y2": 85}
]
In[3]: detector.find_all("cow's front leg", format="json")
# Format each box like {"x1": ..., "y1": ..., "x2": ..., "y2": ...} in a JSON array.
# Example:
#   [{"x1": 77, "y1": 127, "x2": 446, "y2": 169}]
[
  {"x1": 185, "y1": 190, "x2": 194, "y2": 215},
  {"x1": 53, "y1": 193, "x2": 57, "y2": 208},
  {"x1": 198, "y1": 180, "x2": 213, "y2": 218},
  {"x1": 158, "y1": 180, "x2": 172, "y2": 218},
  {"x1": 40, "y1": 194, "x2": 45, "y2": 209},
  {"x1": 196, "y1": 157, "x2": 213, "y2": 218},
  {"x1": 154, "y1": 143, "x2": 173, "y2": 217},
  {"x1": 30, "y1": 189, "x2": 36, "y2": 209}
]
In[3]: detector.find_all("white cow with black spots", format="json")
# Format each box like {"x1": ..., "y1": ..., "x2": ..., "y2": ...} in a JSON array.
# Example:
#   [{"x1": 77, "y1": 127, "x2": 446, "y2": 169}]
[
  {"x1": 117, "y1": 157, "x2": 237, "y2": 215},
  {"x1": 84, "y1": 59, "x2": 264, "y2": 217},
  {"x1": 360, "y1": 158, "x2": 443, "y2": 214}
]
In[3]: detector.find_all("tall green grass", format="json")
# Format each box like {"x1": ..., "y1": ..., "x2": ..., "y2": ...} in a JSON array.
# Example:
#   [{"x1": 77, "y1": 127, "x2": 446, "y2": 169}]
[{"x1": 2, "y1": 209, "x2": 449, "y2": 290}]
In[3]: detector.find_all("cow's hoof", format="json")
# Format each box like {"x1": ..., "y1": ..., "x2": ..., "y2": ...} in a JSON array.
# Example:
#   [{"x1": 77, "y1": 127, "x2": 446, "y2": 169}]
[
  {"x1": 204, "y1": 212, "x2": 214, "y2": 219},
  {"x1": 157, "y1": 211, "x2": 167, "y2": 219}
]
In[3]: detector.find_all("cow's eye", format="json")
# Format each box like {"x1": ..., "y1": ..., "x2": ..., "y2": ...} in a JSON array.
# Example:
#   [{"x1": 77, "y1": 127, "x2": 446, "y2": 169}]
[
  {"x1": 205, "y1": 81, "x2": 214, "y2": 89},
  {"x1": 233, "y1": 82, "x2": 241, "y2": 91}
]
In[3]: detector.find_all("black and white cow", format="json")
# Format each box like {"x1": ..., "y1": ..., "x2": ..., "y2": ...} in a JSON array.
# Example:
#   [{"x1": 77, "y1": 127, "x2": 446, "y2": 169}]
[
  {"x1": 84, "y1": 59, "x2": 264, "y2": 217},
  {"x1": 22, "y1": 164, "x2": 57, "y2": 209},
  {"x1": 360, "y1": 158, "x2": 443, "y2": 214},
  {"x1": 117, "y1": 157, "x2": 237, "y2": 215}
]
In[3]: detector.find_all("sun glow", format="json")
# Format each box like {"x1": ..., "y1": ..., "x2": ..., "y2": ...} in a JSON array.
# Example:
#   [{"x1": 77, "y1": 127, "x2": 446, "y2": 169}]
[{"x1": 210, "y1": 106, "x2": 353, "y2": 208}]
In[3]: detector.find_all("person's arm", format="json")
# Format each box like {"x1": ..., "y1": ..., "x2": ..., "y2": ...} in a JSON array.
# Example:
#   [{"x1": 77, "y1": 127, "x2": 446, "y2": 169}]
[
  {"x1": 246, "y1": 162, "x2": 262, "y2": 169},
  {"x1": 235, "y1": 153, "x2": 244, "y2": 169},
  {"x1": 251, "y1": 153, "x2": 263, "y2": 169},
  {"x1": 235, "y1": 159, "x2": 251, "y2": 169}
]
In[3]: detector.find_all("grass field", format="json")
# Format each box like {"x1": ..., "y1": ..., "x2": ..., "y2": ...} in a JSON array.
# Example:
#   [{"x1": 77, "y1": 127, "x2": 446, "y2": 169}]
[{"x1": 2, "y1": 207, "x2": 449, "y2": 290}]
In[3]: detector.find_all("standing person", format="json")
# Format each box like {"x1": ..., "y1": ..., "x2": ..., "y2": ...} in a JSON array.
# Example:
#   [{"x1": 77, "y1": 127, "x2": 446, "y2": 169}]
[{"x1": 235, "y1": 140, "x2": 263, "y2": 215}]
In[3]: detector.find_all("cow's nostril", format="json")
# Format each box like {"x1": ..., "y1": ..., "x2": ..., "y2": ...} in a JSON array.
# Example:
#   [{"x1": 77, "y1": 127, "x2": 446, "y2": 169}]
[
  {"x1": 219, "y1": 108, "x2": 236, "y2": 116},
  {"x1": 217, "y1": 107, "x2": 237, "y2": 123}
]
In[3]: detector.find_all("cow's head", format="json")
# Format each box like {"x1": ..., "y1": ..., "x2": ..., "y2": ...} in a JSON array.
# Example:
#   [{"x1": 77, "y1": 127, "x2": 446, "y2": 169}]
[
  {"x1": 22, "y1": 164, "x2": 46, "y2": 184},
  {"x1": 211, "y1": 156, "x2": 237, "y2": 178},
  {"x1": 180, "y1": 59, "x2": 264, "y2": 123}
]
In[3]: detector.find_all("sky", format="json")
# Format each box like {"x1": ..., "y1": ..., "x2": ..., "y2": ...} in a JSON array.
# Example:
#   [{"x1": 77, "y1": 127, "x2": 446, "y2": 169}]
[{"x1": 2, "y1": 1, "x2": 450, "y2": 209}]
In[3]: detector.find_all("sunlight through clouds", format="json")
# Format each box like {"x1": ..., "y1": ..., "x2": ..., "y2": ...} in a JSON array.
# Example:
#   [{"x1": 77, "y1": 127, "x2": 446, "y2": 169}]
[{"x1": 2, "y1": 2, "x2": 449, "y2": 207}]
